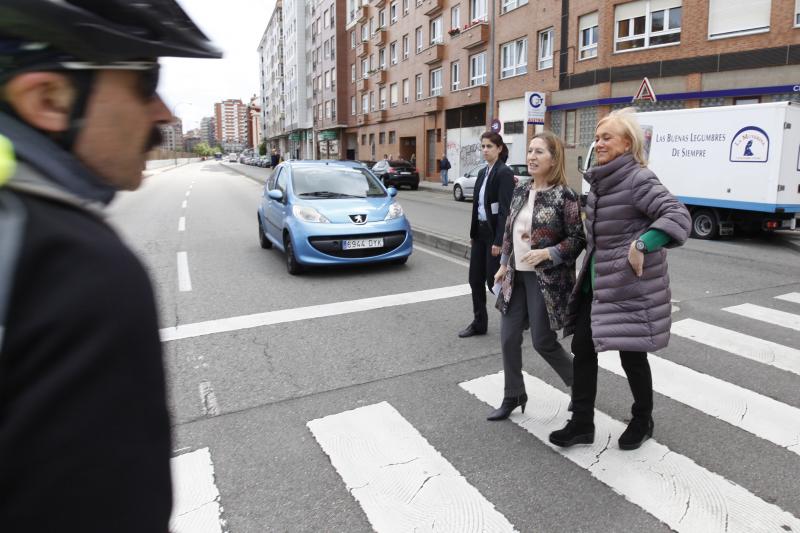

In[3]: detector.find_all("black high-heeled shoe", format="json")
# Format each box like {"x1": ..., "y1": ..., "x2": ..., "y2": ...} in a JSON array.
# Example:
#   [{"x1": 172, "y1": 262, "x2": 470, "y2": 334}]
[{"x1": 487, "y1": 393, "x2": 528, "y2": 421}]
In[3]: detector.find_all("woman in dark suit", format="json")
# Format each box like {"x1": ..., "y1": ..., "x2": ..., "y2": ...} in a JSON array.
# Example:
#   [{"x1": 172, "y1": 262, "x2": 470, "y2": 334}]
[{"x1": 458, "y1": 132, "x2": 516, "y2": 338}]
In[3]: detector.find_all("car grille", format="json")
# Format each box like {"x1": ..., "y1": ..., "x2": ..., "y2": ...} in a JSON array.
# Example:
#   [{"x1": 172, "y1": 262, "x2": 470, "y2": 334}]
[{"x1": 308, "y1": 231, "x2": 407, "y2": 258}]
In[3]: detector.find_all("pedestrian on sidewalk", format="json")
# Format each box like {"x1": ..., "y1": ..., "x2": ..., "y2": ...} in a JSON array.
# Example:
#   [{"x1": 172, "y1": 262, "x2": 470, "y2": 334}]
[
  {"x1": 0, "y1": 1, "x2": 221, "y2": 531},
  {"x1": 458, "y1": 132, "x2": 515, "y2": 338},
  {"x1": 439, "y1": 153, "x2": 451, "y2": 186},
  {"x1": 548, "y1": 108, "x2": 690, "y2": 451},
  {"x1": 486, "y1": 132, "x2": 586, "y2": 420}
]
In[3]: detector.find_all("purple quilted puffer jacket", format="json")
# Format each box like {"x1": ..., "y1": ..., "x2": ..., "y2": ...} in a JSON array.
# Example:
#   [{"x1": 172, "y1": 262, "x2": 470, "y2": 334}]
[{"x1": 564, "y1": 153, "x2": 691, "y2": 352}]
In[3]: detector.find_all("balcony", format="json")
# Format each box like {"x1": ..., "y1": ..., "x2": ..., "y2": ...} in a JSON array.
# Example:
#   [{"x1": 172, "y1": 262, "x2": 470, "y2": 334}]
[
  {"x1": 356, "y1": 77, "x2": 367, "y2": 92},
  {"x1": 370, "y1": 69, "x2": 387, "y2": 85},
  {"x1": 372, "y1": 109, "x2": 387, "y2": 122},
  {"x1": 449, "y1": 85, "x2": 488, "y2": 108},
  {"x1": 374, "y1": 0, "x2": 386, "y2": 7},
  {"x1": 422, "y1": 43, "x2": 444, "y2": 65},
  {"x1": 372, "y1": 28, "x2": 386, "y2": 46},
  {"x1": 461, "y1": 22, "x2": 489, "y2": 49},
  {"x1": 422, "y1": 96, "x2": 443, "y2": 113},
  {"x1": 357, "y1": 113, "x2": 367, "y2": 125},
  {"x1": 421, "y1": 0, "x2": 443, "y2": 16},
  {"x1": 356, "y1": 40, "x2": 370, "y2": 58}
]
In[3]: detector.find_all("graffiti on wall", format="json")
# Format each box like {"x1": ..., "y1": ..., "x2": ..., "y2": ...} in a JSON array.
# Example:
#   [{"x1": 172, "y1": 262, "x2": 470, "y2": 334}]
[{"x1": 445, "y1": 126, "x2": 485, "y2": 178}]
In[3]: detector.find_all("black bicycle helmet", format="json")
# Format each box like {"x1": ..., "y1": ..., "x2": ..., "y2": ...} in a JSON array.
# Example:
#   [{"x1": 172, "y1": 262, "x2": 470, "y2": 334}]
[{"x1": 0, "y1": 0, "x2": 222, "y2": 63}]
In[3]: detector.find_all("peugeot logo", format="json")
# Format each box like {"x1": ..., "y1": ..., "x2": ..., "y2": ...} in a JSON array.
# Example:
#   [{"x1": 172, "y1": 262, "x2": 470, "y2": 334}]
[{"x1": 349, "y1": 214, "x2": 367, "y2": 224}]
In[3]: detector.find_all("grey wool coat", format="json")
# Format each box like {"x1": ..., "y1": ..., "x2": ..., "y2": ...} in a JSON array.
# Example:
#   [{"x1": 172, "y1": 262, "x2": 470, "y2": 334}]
[{"x1": 564, "y1": 153, "x2": 691, "y2": 352}]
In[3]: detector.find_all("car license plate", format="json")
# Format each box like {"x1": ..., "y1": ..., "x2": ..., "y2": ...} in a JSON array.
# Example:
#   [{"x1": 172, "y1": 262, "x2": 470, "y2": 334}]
[
  {"x1": 400, "y1": 171, "x2": 410, "y2": 175},
  {"x1": 342, "y1": 237, "x2": 384, "y2": 250}
]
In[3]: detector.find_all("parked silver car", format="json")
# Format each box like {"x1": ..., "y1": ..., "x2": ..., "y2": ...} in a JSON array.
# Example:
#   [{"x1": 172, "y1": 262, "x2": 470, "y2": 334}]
[{"x1": 452, "y1": 163, "x2": 530, "y2": 202}]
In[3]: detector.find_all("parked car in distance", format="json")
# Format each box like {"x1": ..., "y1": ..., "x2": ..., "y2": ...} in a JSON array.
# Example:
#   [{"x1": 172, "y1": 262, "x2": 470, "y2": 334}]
[
  {"x1": 371, "y1": 160, "x2": 420, "y2": 190},
  {"x1": 257, "y1": 160, "x2": 413, "y2": 274},
  {"x1": 452, "y1": 163, "x2": 530, "y2": 201},
  {"x1": 228, "y1": 153, "x2": 237, "y2": 162}
]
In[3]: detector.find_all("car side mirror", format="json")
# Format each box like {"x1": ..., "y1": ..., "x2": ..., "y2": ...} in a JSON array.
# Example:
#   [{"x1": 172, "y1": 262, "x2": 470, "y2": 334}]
[
  {"x1": 577, "y1": 156, "x2": 584, "y2": 173},
  {"x1": 268, "y1": 189, "x2": 284, "y2": 201},
  {"x1": 387, "y1": 187, "x2": 398, "y2": 197}
]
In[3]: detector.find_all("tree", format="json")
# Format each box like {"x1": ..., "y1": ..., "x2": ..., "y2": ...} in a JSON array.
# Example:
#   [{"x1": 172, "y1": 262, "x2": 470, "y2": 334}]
[
  {"x1": 192, "y1": 142, "x2": 213, "y2": 157},
  {"x1": 259, "y1": 140, "x2": 267, "y2": 156}
]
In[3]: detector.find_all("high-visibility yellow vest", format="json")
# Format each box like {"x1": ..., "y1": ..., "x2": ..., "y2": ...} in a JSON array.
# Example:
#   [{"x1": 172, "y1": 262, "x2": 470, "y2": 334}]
[{"x1": 0, "y1": 134, "x2": 15, "y2": 187}]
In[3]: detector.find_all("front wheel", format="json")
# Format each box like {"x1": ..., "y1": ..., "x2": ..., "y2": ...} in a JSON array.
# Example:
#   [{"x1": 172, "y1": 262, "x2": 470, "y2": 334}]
[
  {"x1": 284, "y1": 235, "x2": 303, "y2": 275},
  {"x1": 691, "y1": 208, "x2": 719, "y2": 240},
  {"x1": 453, "y1": 184, "x2": 464, "y2": 201}
]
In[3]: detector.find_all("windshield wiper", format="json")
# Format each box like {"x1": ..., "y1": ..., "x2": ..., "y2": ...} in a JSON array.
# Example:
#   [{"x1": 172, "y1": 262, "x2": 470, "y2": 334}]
[{"x1": 298, "y1": 191, "x2": 366, "y2": 198}]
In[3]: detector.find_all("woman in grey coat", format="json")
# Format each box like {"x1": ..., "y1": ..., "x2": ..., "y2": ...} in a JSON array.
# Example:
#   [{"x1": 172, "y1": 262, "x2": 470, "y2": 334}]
[{"x1": 548, "y1": 108, "x2": 691, "y2": 451}]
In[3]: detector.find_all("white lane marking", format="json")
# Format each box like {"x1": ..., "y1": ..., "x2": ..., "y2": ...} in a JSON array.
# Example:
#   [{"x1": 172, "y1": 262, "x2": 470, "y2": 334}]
[
  {"x1": 672, "y1": 318, "x2": 800, "y2": 377},
  {"x1": 599, "y1": 351, "x2": 800, "y2": 456},
  {"x1": 413, "y1": 243, "x2": 470, "y2": 267},
  {"x1": 182, "y1": 200, "x2": 188, "y2": 209},
  {"x1": 160, "y1": 284, "x2": 471, "y2": 342},
  {"x1": 178, "y1": 216, "x2": 186, "y2": 232},
  {"x1": 177, "y1": 252, "x2": 192, "y2": 292},
  {"x1": 461, "y1": 372, "x2": 800, "y2": 533},
  {"x1": 198, "y1": 381, "x2": 219, "y2": 417},
  {"x1": 776, "y1": 292, "x2": 800, "y2": 305},
  {"x1": 170, "y1": 448, "x2": 224, "y2": 533},
  {"x1": 307, "y1": 401, "x2": 517, "y2": 533},
  {"x1": 186, "y1": 191, "x2": 191, "y2": 197},
  {"x1": 723, "y1": 303, "x2": 800, "y2": 331}
]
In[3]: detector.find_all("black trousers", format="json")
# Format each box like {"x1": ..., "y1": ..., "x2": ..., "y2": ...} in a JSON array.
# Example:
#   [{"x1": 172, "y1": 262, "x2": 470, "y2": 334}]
[
  {"x1": 570, "y1": 289, "x2": 653, "y2": 424},
  {"x1": 468, "y1": 222, "x2": 499, "y2": 331}
]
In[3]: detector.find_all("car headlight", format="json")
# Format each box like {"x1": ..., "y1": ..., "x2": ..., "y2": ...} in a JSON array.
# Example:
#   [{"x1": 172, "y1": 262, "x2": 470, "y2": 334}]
[
  {"x1": 292, "y1": 205, "x2": 330, "y2": 223},
  {"x1": 384, "y1": 202, "x2": 404, "y2": 220}
]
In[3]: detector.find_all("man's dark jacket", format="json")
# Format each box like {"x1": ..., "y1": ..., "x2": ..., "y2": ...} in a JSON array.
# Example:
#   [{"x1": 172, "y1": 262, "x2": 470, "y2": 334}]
[
  {"x1": 0, "y1": 113, "x2": 172, "y2": 532},
  {"x1": 469, "y1": 161, "x2": 515, "y2": 246}
]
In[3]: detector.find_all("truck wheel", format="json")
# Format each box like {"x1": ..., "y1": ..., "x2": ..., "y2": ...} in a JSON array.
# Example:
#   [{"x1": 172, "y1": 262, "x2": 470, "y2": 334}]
[{"x1": 691, "y1": 209, "x2": 719, "y2": 240}]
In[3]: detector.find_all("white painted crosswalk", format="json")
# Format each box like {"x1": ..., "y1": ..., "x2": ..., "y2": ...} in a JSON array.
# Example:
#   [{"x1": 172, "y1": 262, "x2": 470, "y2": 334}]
[{"x1": 171, "y1": 290, "x2": 800, "y2": 531}]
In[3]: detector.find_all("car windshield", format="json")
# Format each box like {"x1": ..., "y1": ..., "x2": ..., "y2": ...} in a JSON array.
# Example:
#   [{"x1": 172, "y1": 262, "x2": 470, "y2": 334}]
[{"x1": 292, "y1": 166, "x2": 385, "y2": 198}]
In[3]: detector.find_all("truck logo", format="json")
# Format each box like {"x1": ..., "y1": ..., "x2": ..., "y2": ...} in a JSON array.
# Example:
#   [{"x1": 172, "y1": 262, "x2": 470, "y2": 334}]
[{"x1": 729, "y1": 126, "x2": 769, "y2": 163}]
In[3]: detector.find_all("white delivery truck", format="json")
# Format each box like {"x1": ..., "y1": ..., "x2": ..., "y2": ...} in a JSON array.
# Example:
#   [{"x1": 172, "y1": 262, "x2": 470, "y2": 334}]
[{"x1": 580, "y1": 102, "x2": 800, "y2": 239}]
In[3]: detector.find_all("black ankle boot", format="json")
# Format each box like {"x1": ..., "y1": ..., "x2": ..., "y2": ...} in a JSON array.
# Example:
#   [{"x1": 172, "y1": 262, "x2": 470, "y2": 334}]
[
  {"x1": 548, "y1": 419, "x2": 595, "y2": 447},
  {"x1": 486, "y1": 393, "x2": 528, "y2": 421},
  {"x1": 618, "y1": 417, "x2": 654, "y2": 450}
]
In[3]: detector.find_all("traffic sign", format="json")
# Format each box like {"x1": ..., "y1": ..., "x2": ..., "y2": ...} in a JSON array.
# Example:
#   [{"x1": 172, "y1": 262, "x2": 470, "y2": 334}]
[{"x1": 490, "y1": 119, "x2": 502, "y2": 133}]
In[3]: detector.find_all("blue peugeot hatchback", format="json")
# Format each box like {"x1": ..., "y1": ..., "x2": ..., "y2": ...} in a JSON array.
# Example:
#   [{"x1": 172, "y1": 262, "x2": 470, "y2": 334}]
[{"x1": 257, "y1": 160, "x2": 413, "y2": 274}]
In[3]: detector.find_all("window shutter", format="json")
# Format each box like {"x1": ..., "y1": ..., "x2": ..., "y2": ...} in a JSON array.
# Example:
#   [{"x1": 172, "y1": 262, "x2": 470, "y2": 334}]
[{"x1": 708, "y1": 0, "x2": 771, "y2": 38}]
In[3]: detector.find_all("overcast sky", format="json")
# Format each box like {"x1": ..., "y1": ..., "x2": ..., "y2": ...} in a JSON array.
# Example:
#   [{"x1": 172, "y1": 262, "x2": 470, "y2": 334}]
[{"x1": 159, "y1": 0, "x2": 277, "y2": 133}]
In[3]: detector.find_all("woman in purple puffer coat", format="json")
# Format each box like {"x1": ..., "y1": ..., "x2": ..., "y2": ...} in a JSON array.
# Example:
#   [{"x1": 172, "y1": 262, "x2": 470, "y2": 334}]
[{"x1": 548, "y1": 108, "x2": 691, "y2": 451}]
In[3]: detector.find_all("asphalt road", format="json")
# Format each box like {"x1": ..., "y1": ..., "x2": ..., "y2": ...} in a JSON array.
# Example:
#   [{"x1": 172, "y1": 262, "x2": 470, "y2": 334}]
[{"x1": 107, "y1": 161, "x2": 800, "y2": 533}]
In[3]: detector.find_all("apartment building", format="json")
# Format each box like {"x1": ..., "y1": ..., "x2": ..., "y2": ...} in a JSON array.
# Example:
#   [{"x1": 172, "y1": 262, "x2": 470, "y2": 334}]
[
  {"x1": 247, "y1": 95, "x2": 263, "y2": 152},
  {"x1": 214, "y1": 99, "x2": 249, "y2": 153},
  {"x1": 258, "y1": 0, "x2": 286, "y2": 155},
  {"x1": 158, "y1": 118, "x2": 184, "y2": 152},
  {"x1": 334, "y1": 0, "x2": 798, "y2": 185},
  {"x1": 283, "y1": 0, "x2": 313, "y2": 158},
  {"x1": 310, "y1": 0, "x2": 350, "y2": 159},
  {"x1": 200, "y1": 116, "x2": 217, "y2": 147}
]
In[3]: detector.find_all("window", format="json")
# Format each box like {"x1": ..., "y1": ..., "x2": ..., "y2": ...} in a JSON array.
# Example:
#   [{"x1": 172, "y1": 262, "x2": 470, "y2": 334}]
[
  {"x1": 796, "y1": 0, "x2": 800, "y2": 27},
  {"x1": 470, "y1": 0, "x2": 488, "y2": 21},
  {"x1": 361, "y1": 134, "x2": 366, "y2": 145},
  {"x1": 579, "y1": 12, "x2": 599, "y2": 59},
  {"x1": 324, "y1": 70, "x2": 331, "y2": 88},
  {"x1": 330, "y1": 37, "x2": 336, "y2": 60},
  {"x1": 390, "y1": 41, "x2": 398, "y2": 64},
  {"x1": 351, "y1": 96, "x2": 356, "y2": 115},
  {"x1": 378, "y1": 9, "x2": 386, "y2": 28},
  {"x1": 379, "y1": 87, "x2": 387, "y2": 109},
  {"x1": 325, "y1": 100, "x2": 332, "y2": 119},
  {"x1": 500, "y1": 37, "x2": 527, "y2": 78},
  {"x1": 351, "y1": 63, "x2": 356, "y2": 82},
  {"x1": 430, "y1": 17, "x2": 443, "y2": 44},
  {"x1": 565, "y1": 110, "x2": 576, "y2": 146},
  {"x1": 331, "y1": 66, "x2": 336, "y2": 88},
  {"x1": 370, "y1": 91, "x2": 375, "y2": 111},
  {"x1": 415, "y1": 27, "x2": 423, "y2": 52},
  {"x1": 379, "y1": 48, "x2": 386, "y2": 69},
  {"x1": 708, "y1": 0, "x2": 770, "y2": 39},
  {"x1": 361, "y1": 24, "x2": 369, "y2": 41},
  {"x1": 323, "y1": 9, "x2": 329, "y2": 28},
  {"x1": 379, "y1": 132, "x2": 386, "y2": 144},
  {"x1": 415, "y1": 74, "x2": 423, "y2": 100},
  {"x1": 361, "y1": 59, "x2": 369, "y2": 78},
  {"x1": 390, "y1": 83, "x2": 399, "y2": 106},
  {"x1": 451, "y1": 61, "x2": 460, "y2": 91},
  {"x1": 389, "y1": 131, "x2": 396, "y2": 144},
  {"x1": 469, "y1": 51, "x2": 486, "y2": 86},
  {"x1": 390, "y1": 1, "x2": 398, "y2": 23},
  {"x1": 351, "y1": 31, "x2": 356, "y2": 48},
  {"x1": 330, "y1": 7, "x2": 335, "y2": 27},
  {"x1": 369, "y1": 16, "x2": 375, "y2": 34},
  {"x1": 451, "y1": 5, "x2": 461, "y2": 30},
  {"x1": 501, "y1": 0, "x2": 528, "y2": 14},
  {"x1": 403, "y1": 78, "x2": 410, "y2": 103},
  {"x1": 538, "y1": 28, "x2": 553, "y2": 69},
  {"x1": 430, "y1": 68, "x2": 442, "y2": 96},
  {"x1": 403, "y1": 0, "x2": 409, "y2": 15},
  {"x1": 323, "y1": 40, "x2": 330, "y2": 59},
  {"x1": 615, "y1": 0, "x2": 681, "y2": 52},
  {"x1": 403, "y1": 35, "x2": 410, "y2": 59},
  {"x1": 361, "y1": 94, "x2": 369, "y2": 114}
]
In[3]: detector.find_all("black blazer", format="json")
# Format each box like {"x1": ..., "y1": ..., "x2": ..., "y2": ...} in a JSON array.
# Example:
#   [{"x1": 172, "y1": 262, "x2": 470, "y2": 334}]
[{"x1": 469, "y1": 161, "x2": 515, "y2": 246}]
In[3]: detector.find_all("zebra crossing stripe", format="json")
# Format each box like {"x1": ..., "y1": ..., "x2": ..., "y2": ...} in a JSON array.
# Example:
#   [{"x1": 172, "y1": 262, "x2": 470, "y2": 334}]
[
  {"x1": 598, "y1": 351, "x2": 800, "y2": 456},
  {"x1": 672, "y1": 318, "x2": 800, "y2": 377},
  {"x1": 460, "y1": 372, "x2": 800, "y2": 533},
  {"x1": 170, "y1": 447, "x2": 224, "y2": 533},
  {"x1": 775, "y1": 292, "x2": 800, "y2": 305},
  {"x1": 307, "y1": 401, "x2": 518, "y2": 533},
  {"x1": 723, "y1": 303, "x2": 800, "y2": 331}
]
